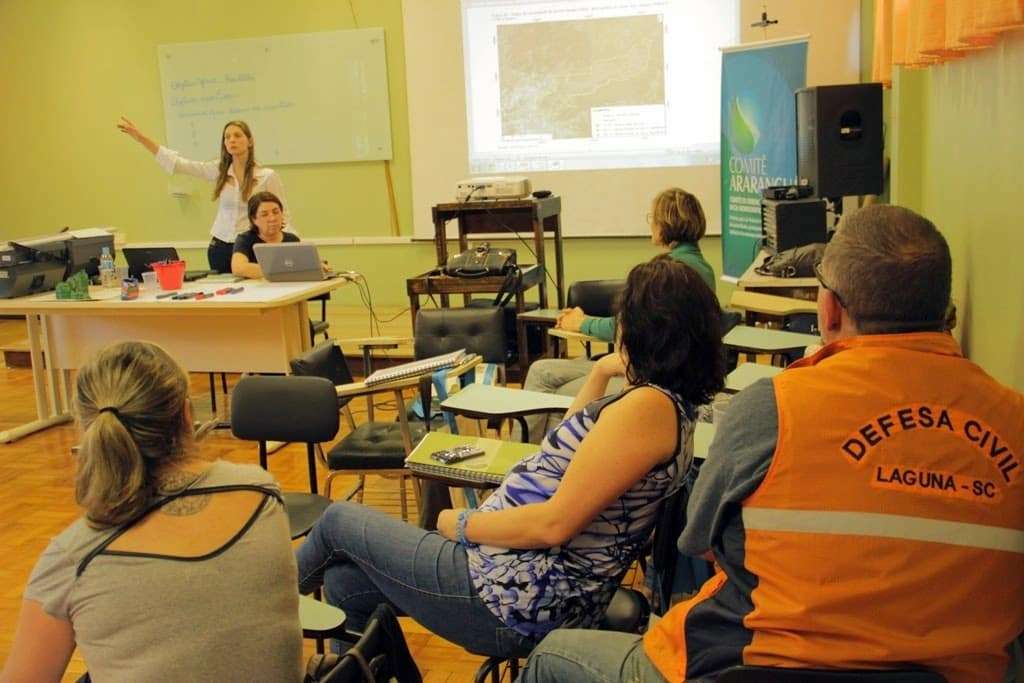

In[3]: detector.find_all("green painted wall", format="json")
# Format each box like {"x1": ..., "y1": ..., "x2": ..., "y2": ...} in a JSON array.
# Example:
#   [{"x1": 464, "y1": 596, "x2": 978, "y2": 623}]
[
  {"x1": 889, "y1": 34, "x2": 1024, "y2": 391},
  {"x1": 0, "y1": 0, "x2": 727, "y2": 312},
  {"x1": 18, "y1": 0, "x2": 1016, "y2": 391}
]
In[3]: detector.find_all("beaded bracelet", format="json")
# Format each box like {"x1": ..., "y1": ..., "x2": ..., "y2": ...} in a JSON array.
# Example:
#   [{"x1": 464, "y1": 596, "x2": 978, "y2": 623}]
[{"x1": 456, "y1": 509, "x2": 476, "y2": 546}]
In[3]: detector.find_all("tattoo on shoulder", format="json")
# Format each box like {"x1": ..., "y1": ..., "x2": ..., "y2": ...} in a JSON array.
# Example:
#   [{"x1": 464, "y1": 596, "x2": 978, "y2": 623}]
[
  {"x1": 161, "y1": 494, "x2": 213, "y2": 516},
  {"x1": 156, "y1": 471, "x2": 211, "y2": 516}
]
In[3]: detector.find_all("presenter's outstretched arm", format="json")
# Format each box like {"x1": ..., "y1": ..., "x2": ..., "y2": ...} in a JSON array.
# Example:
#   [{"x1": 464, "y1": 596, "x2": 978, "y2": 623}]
[{"x1": 117, "y1": 117, "x2": 160, "y2": 155}]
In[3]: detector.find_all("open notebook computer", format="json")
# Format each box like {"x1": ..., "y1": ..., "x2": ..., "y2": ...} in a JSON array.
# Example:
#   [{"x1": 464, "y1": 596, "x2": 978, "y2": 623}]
[
  {"x1": 254, "y1": 243, "x2": 333, "y2": 282},
  {"x1": 121, "y1": 247, "x2": 214, "y2": 282}
]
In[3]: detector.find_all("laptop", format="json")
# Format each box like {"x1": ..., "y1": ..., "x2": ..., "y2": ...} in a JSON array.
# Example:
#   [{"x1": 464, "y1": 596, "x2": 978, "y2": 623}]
[
  {"x1": 254, "y1": 243, "x2": 333, "y2": 282},
  {"x1": 121, "y1": 247, "x2": 214, "y2": 282}
]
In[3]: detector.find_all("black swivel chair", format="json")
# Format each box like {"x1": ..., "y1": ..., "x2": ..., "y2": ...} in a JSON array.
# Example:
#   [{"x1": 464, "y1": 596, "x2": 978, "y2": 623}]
[
  {"x1": 564, "y1": 279, "x2": 626, "y2": 358},
  {"x1": 290, "y1": 340, "x2": 428, "y2": 522},
  {"x1": 230, "y1": 374, "x2": 337, "y2": 539},
  {"x1": 409, "y1": 306, "x2": 510, "y2": 528},
  {"x1": 308, "y1": 603, "x2": 421, "y2": 683},
  {"x1": 413, "y1": 305, "x2": 509, "y2": 396}
]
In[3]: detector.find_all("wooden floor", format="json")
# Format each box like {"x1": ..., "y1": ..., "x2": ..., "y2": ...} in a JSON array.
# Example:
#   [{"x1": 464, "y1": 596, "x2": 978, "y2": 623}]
[{"x1": 0, "y1": 311, "x2": 502, "y2": 682}]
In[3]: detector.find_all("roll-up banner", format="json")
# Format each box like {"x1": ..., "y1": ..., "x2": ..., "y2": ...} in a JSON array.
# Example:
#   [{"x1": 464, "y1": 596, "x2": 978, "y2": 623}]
[{"x1": 720, "y1": 37, "x2": 808, "y2": 279}]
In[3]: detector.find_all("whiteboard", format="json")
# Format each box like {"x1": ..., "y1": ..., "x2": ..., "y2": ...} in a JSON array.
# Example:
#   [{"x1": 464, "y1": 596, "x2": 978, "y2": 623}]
[{"x1": 158, "y1": 29, "x2": 393, "y2": 165}]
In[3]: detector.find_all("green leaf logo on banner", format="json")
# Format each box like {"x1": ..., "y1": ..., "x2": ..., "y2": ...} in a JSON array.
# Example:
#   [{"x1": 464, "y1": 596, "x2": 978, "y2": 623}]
[{"x1": 729, "y1": 97, "x2": 760, "y2": 154}]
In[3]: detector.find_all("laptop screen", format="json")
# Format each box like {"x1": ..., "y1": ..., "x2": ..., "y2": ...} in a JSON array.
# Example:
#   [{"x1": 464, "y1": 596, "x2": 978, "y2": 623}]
[
  {"x1": 253, "y1": 243, "x2": 324, "y2": 281},
  {"x1": 122, "y1": 247, "x2": 179, "y2": 280}
]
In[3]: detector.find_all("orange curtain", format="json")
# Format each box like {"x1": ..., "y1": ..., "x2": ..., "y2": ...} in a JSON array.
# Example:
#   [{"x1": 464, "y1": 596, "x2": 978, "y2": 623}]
[{"x1": 872, "y1": 0, "x2": 1024, "y2": 86}]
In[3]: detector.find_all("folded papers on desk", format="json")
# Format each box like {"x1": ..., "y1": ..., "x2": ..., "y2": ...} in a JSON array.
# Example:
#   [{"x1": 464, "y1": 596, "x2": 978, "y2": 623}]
[{"x1": 364, "y1": 349, "x2": 471, "y2": 386}]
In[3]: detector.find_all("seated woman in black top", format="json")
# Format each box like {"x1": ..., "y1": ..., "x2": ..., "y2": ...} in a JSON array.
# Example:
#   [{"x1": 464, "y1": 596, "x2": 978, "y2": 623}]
[{"x1": 231, "y1": 190, "x2": 300, "y2": 279}]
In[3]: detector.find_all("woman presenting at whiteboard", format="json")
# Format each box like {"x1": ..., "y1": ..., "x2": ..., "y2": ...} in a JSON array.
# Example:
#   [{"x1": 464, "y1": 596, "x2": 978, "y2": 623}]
[{"x1": 117, "y1": 117, "x2": 294, "y2": 273}]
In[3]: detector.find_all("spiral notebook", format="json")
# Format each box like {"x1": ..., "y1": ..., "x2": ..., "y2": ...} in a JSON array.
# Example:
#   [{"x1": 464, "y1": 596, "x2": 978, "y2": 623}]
[
  {"x1": 363, "y1": 349, "x2": 470, "y2": 386},
  {"x1": 405, "y1": 432, "x2": 538, "y2": 486}
]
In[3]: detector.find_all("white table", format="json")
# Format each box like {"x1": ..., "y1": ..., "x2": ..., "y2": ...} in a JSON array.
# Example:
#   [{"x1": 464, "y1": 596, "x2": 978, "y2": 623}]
[
  {"x1": 725, "y1": 363, "x2": 783, "y2": 393},
  {"x1": 440, "y1": 383, "x2": 575, "y2": 442},
  {"x1": 0, "y1": 277, "x2": 351, "y2": 443},
  {"x1": 723, "y1": 325, "x2": 820, "y2": 363},
  {"x1": 694, "y1": 421, "x2": 715, "y2": 461}
]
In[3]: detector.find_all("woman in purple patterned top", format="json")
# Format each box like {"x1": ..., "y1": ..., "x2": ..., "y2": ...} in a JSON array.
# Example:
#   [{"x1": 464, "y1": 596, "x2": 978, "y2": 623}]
[{"x1": 295, "y1": 256, "x2": 726, "y2": 658}]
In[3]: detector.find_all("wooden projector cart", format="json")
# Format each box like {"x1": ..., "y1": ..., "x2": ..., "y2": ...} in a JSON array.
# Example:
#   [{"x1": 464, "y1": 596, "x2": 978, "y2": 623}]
[{"x1": 406, "y1": 196, "x2": 565, "y2": 378}]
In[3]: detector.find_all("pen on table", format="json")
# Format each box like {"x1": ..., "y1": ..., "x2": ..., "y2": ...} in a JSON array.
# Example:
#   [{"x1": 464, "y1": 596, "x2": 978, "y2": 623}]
[{"x1": 156, "y1": 292, "x2": 176, "y2": 300}]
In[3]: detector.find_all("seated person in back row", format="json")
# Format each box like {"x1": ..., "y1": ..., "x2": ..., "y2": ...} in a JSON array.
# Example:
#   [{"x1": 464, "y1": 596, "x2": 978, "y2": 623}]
[
  {"x1": 519, "y1": 205, "x2": 1024, "y2": 683},
  {"x1": 231, "y1": 190, "x2": 300, "y2": 279},
  {"x1": 522, "y1": 187, "x2": 717, "y2": 443}
]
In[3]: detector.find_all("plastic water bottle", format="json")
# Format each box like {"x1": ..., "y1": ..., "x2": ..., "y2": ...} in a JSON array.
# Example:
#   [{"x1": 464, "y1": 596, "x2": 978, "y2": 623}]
[{"x1": 99, "y1": 247, "x2": 115, "y2": 288}]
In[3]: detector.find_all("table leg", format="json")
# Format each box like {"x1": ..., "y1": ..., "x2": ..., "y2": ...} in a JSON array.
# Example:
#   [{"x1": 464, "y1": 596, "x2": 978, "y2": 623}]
[
  {"x1": 515, "y1": 288, "x2": 528, "y2": 380},
  {"x1": 553, "y1": 216, "x2": 565, "y2": 308},
  {"x1": 533, "y1": 216, "x2": 547, "y2": 309},
  {"x1": 40, "y1": 315, "x2": 62, "y2": 417},
  {"x1": 0, "y1": 314, "x2": 72, "y2": 444},
  {"x1": 515, "y1": 416, "x2": 530, "y2": 443},
  {"x1": 434, "y1": 217, "x2": 449, "y2": 268},
  {"x1": 516, "y1": 318, "x2": 531, "y2": 372}
]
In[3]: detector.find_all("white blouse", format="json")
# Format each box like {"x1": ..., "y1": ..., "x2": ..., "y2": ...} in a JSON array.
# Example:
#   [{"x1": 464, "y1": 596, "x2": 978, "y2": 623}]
[{"x1": 155, "y1": 146, "x2": 295, "y2": 243}]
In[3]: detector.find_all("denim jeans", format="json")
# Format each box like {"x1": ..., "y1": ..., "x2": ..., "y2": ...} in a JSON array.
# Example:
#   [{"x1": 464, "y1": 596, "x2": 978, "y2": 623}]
[
  {"x1": 520, "y1": 358, "x2": 625, "y2": 443},
  {"x1": 517, "y1": 629, "x2": 667, "y2": 683},
  {"x1": 296, "y1": 501, "x2": 535, "y2": 659}
]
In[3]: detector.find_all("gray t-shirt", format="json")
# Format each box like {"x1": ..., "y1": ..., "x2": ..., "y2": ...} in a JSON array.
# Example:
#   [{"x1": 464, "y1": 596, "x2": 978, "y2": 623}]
[{"x1": 24, "y1": 460, "x2": 303, "y2": 682}]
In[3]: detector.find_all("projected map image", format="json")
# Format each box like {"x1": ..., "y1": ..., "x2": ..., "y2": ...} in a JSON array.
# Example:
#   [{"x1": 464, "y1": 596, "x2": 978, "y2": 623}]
[{"x1": 497, "y1": 15, "x2": 665, "y2": 140}]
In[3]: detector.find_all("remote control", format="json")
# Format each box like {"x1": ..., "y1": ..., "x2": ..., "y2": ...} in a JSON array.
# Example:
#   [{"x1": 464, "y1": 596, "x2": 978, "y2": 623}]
[{"x1": 430, "y1": 446, "x2": 486, "y2": 464}]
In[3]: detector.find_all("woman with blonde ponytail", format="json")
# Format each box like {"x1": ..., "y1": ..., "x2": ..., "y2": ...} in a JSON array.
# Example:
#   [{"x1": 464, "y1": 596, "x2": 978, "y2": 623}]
[
  {"x1": 521, "y1": 188, "x2": 718, "y2": 442},
  {"x1": 2, "y1": 342, "x2": 303, "y2": 682}
]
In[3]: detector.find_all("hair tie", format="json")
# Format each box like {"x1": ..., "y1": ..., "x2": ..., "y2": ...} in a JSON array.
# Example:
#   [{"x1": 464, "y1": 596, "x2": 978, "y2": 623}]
[{"x1": 98, "y1": 406, "x2": 123, "y2": 420}]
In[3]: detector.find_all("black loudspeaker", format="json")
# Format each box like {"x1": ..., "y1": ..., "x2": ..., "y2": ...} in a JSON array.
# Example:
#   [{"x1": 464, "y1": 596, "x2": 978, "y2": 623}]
[{"x1": 796, "y1": 83, "x2": 884, "y2": 198}]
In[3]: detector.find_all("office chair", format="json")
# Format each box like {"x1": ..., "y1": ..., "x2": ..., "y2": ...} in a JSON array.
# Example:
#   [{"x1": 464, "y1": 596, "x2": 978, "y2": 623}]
[
  {"x1": 290, "y1": 340, "x2": 429, "y2": 522},
  {"x1": 230, "y1": 375, "x2": 337, "y2": 539},
  {"x1": 565, "y1": 279, "x2": 626, "y2": 358},
  {"x1": 307, "y1": 603, "x2": 421, "y2": 683}
]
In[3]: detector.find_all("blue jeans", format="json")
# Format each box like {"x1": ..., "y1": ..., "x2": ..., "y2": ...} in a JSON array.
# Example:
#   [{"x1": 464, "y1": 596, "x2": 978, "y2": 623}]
[
  {"x1": 517, "y1": 629, "x2": 667, "y2": 683},
  {"x1": 296, "y1": 501, "x2": 535, "y2": 659}
]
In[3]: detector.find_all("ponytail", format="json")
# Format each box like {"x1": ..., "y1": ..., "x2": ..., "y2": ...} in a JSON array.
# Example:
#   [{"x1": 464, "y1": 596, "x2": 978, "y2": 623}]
[
  {"x1": 75, "y1": 410, "x2": 151, "y2": 527},
  {"x1": 74, "y1": 342, "x2": 192, "y2": 527}
]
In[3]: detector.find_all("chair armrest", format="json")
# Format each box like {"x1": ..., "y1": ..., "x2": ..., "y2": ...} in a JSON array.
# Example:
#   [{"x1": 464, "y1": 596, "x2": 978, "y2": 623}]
[
  {"x1": 335, "y1": 377, "x2": 419, "y2": 399},
  {"x1": 333, "y1": 356, "x2": 481, "y2": 399},
  {"x1": 336, "y1": 336, "x2": 413, "y2": 349},
  {"x1": 548, "y1": 328, "x2": 605, "y2": 345},
  {"x1": 728, "y1": 290, "x2": 817, "y2": 316}
]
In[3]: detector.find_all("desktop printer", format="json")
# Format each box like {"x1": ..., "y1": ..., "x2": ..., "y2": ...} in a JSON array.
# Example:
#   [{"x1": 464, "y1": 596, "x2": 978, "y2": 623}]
[
  {"x1": 0, "y1": 229, "x2": 114, "y2": 298},
  {"x1": 455, "y1": 176, "x2": 532, "y2": 201}
]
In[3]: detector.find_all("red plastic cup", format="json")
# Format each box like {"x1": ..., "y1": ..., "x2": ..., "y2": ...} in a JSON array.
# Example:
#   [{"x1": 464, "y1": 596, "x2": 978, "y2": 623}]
[{"x1": 149, "y1": 260, "x2": 186, "y2": 291}]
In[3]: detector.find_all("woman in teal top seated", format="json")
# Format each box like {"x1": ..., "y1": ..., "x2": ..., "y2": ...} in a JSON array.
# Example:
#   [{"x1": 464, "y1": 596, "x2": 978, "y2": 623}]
[{"x1": 522, "y1": 187, "x2": 716, "y2": 443}]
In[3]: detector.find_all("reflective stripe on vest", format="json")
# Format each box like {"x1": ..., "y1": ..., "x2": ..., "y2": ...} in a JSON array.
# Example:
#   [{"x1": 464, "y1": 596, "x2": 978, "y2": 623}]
[{"x1": 743, "y1": 507, "x2": 1024, "y2": 554}]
